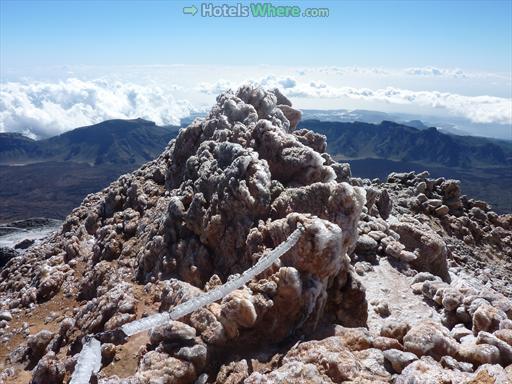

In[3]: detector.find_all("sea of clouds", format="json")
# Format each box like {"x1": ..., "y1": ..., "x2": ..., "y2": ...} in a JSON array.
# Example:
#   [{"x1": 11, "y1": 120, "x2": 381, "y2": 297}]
[
  {"x1": 0, "y1": 79, "x2": 194, "y2": 138},
  {"x1": 1, "y1": 66, "x2": 511, "y2": 139},
  {"x1": 199, "y1": 75, "x2": 512, "y2": 126}
]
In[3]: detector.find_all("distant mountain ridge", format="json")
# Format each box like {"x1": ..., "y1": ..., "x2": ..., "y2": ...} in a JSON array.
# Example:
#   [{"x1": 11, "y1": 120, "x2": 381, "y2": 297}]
[
  {"x1": 0, "y1": 117, "x2": 510, "y2": 221},
  {"x1": 299, "y1": 119, "x2": 512, "y2": 168},
  {"x1": 0, "y1": 119, "x2": 180, "y2": 222},
  {"x1": 0, "y1": 118, "x2": 180, "y2": 165},
  {"x1": 297, "y1": 119, "x2": 511, "y2": 212},
  {"x1": 300, "y1": 108, "x2": 511, "y2": 139}
]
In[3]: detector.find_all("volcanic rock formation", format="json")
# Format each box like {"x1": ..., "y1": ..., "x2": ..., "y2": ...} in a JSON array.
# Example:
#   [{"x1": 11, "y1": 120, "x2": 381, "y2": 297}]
[{"x1": 0, "y1": 86, "x2": 511, "y2": 383}]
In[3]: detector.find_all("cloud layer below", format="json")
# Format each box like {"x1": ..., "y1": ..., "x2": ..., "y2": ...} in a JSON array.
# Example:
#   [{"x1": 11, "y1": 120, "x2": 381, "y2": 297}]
[
  {"x1": 0, "y1": 79, "x2": 193, "y2": 138},
  {"x1": 199, "y1": 76, "x2": 512, "y2": 125},
  {"x1": 1, "y1": 66, "x2": 511, "y2": 139}
]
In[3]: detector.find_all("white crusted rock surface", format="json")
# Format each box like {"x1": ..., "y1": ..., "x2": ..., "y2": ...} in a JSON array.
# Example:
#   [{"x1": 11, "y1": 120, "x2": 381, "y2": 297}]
[{"x1": 0, "y1": 86, "x2": 511, "y2": 383}]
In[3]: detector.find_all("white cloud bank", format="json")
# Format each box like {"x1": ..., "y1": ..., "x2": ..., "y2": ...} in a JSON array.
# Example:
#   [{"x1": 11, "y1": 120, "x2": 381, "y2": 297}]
[
  {"x1": 0, "y1": 79, "x2": 193, "y2": 138},
  {"x1": 287, "y1": 83, "x2": 512, "y2": 125},
  {"x1": 298, "y1": 66, "x2": 507, "y2": 80},
  {"x1": 404, "y1": 66, "x2": 467, "y2": 78},
  {"x1": 199, "y1": 77, "x2": 512, "y2": 125},
  {"x1": 1, "y1": 72, "x2": 511, "y2": 140}
]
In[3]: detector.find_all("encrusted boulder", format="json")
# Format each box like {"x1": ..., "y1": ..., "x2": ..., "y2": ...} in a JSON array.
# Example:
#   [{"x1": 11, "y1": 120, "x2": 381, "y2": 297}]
[
  {"x1": 403, "y1": 320, "x2": 459, "y2": 361},
  {"x1": 390, "y1": 220, "x2": 450, "y2": 281}
]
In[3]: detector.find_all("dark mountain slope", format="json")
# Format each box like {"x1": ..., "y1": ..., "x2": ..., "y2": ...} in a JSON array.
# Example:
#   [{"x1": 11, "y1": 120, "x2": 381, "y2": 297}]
[
  {"x1": 1, "y1": 117, "x2": 510, "y2": 221},
  {"x1": 0, "y1": 162, "x2": 134, "y2": 222},
  {"x1": 298, "y1": 120, "x2": 511, "y2": 212},
  {"x1": 299, "y1": 120, "x2": 511, "y2": 168},
  {"x1": 0, "y1": 133, "x2": 38, "y2": 163},
  {"x1": 0, "y1": 118, "x2": 180, "y2": 165},
  {"x1": 0, "y1": 119, "x2": 180, "y2": 221}
]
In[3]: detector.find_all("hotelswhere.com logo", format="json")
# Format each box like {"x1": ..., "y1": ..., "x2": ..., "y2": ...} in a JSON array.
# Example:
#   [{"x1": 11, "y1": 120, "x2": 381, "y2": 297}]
[{"x1": 183, "y1": 3, "x2": 329, "y2": 17}]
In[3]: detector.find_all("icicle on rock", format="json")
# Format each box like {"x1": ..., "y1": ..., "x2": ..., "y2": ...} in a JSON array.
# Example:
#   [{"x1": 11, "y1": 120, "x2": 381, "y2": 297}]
[
  {"x1": 121, "y1": 226, "x2": 304, "y2": 336},
  {"x1": 169, "y1": 225, "x2": 304, "y2": 320},
  {"x1": 121, "y1": 312, "x2": 171, "y2": 337},
  {"x1": 69, "y1": 336, "x2": 102, "y2": 384}
]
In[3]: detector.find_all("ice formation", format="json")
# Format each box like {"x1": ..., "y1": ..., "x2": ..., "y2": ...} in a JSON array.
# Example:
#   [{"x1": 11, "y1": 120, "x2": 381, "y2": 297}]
[
  {"x1": 69, "y1": 337, "x2": 101, "y2": 384},
  {"x1": 121, "y1": 312, "x2": 171, "y2": 337},
  {"x1": 122, "y1": 226, "x2": 303, "y2": 336}
]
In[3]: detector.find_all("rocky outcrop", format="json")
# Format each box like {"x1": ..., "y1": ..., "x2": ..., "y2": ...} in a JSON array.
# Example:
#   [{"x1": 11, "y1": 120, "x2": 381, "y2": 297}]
[{"x1": 0, "y1": 86, "x2": 511, "y2": 383}]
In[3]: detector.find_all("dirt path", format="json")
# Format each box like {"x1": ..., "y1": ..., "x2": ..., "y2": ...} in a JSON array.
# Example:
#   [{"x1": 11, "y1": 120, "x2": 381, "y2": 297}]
[{"x1": 359, "y1": 258, "x2": 441, "y2": 333}]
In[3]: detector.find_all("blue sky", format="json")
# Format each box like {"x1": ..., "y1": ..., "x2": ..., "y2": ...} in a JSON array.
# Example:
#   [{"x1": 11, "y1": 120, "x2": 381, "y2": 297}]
[
  {"x1": 0, "y1": 0, "x2": 511, "y2": 139},
  {"x1": 1, "y1": 0, "x2": 511, "y2": 70}
]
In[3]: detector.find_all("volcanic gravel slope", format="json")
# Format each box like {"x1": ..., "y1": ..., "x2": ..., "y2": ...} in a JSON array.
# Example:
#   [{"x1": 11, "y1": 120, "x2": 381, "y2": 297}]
[{"x1": 0, "y1": 86, "x2": 511, "y2": 383}]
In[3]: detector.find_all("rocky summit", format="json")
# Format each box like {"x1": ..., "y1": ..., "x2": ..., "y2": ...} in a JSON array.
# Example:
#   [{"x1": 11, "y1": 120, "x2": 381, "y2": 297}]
[{"x1": 0, "y1": 86, "x2": 511, "y2": 383}]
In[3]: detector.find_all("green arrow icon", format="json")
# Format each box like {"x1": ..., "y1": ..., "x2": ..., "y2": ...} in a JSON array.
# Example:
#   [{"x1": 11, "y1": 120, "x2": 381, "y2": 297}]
[{"x1": 183, "y1": 5, "x2": 197, "y2": 16}]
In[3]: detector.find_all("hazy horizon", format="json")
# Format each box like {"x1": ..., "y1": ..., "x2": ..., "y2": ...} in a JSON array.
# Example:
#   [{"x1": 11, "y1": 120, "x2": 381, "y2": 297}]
[{"x1": 1, "y1": 1, "x2": 511, "y2": 139}]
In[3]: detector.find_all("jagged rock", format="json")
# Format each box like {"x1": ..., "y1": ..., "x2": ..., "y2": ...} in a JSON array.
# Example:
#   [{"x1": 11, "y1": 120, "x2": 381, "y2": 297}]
[
  {"x1": 473, "y1": 303, "x2": 507, "y2": 334},
  {"x1": 440, "y1": 179, "x2": 463, "y2": 213},
  {"x1": 276, "y1": 336, "x2": 388, "y2": 382},
  {"x1": 27, "y1": 330, "x2": 54, "y2": 362},
  {"x1": 470, "y1": 207, "x2": 488, "y2": 221},
  {"x1": 355, "y1": 234, "x2": 378, "y2": 253},
  {"x1": 372, "y1": 336, "x2": 402, "y2": 351},
  {"x1": 416, "y1": 193, "x2": 428, "y2": 204},
  {"x1": 441, "y1": 288, "x2": 463, "y2": 311},
  {"x1": 383, "y1": 348, "x2": 417, "y2": 373},
  {"x1": 412, "y1": 272, "x2": 440, "y2": 285},
  {"x1": 190, "y1": 308, "x2": 227, "y2": 346},
  {"x1": 500, "y1": 320, "x2": 512, "y2": 330},
  {"x1": 282, "y1": 337, "x2": 361, "y2": 378},
  {"x1": 0, "y1": 247, "x2": 18, "y2": 268},
  {"x1": 403, "y1": 320, "x2": 459, "y2": 361},
  {"x1": 368, "y1": 230, "x2": 386, "y2": 241},
  {"x1": 135, "y1": 351, "x2": 196, "y2": 384},
  {"x1": 331, "y1": 325, "x2": 374, "y2": 351},
  {"x1": 440, "y1": 355, "x2": 473, "y2": 372},
  {"x1": 219, "y1": 287, "x2": 259, "y2": 332},
  {"x1": 149, "y1": 321, "x2": 196, "y2": 345},
  {"x1": 353, "y1": 348, "x2": 391, "y2": 380},
  {"x1": 390, "y1": 221, "x2": 450, "y2": 281},
  {"x1": 373, "y1": 301, "x2": 391, "y2": 317},
  {"x1": 376, "y1": 189, "x2": 392, "y2": 219},
  {"x1": 15, "y1": 238, "x2": 35, "y2": 250},
  {"x1": 467, "y1": 297, "x2": 492, "y2": 317},
  {"x1": 0, "y1": 310, "x2": 12, "y2": 321},
  {"x1": 354, "y1": 261, "x2": 373, "y2": 275},
  {"x1": 215, "y1": 360, "x2": 249, "y2": 384},
  {"x1": 75, "y1": 283, "x2": 136, "y2": 334},
  {"x1": 435, "y1": 205, "x2": 450, "y2": 217},
  {"x1": 422, "y1": 279, "x2": 449, "y2": 301},
  {"x1": 468, "y1": 364, "x2": 512, "y2": 384},
  {"x1": 495, "y1": 329, "x2": 512, "y2": 344},
  {"x1": 415, "y1": 181, "x2": 427, "y2": 195},
  {"x1": 280, "y1": 105, "x2": 302, "y2": 129},
  {"x1": 382, "y1": 238, "x2": 417, "y2": 263},
  {"x1": 459, "y1": 343, "x2": 502, "y2": 366},
  {"x1": 173, "y1": 344, "x2": 207, "y2": 370},
  {"x1": 396, "y1": 356, "x2": 470, "y2": 382},
  {"x1": 476, "y1": 331, "x2": 512, "y2": 365},
  {"x1": 428, "y1": 199, "x2": 443, "y2": 208},
  {"x1": 380, "y1": 319, "x2": 410, "y2": 343},
  {"x1": 30, "y1": 352, "x2": 65, "y2": 384},
  {"x1": 451, "y1": 324, "x2": 473, "y2": 341},
  {"x1": 101, "y1": 343, "x2": 116, "y2": 364},
  {"x1": 245, "y1": 361, "x2": 334, "y2": 384}
]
